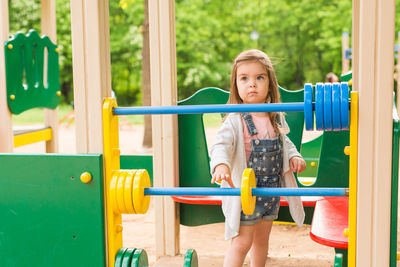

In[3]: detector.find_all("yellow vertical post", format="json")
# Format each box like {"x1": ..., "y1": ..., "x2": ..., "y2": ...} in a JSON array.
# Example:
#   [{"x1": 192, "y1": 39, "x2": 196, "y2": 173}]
[
  {"x1": 103, "y1": 98, "x2": 122, "y2": 267},
  {"x1": 348, "y1": 92, "x2": 358, "y2": 267}
]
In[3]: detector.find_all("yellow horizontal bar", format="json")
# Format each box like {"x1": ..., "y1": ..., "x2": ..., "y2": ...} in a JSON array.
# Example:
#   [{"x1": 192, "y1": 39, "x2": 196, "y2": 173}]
[{"x1": 13, "y1": 128, "x2": 52, "y2": 147}]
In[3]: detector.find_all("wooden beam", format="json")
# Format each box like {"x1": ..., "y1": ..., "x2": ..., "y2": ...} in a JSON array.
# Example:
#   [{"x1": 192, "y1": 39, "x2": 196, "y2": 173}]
[
  {"x1": 41, "y1": 0, "x2": 59, "y2": 153},
  {"x1": 149, "y1": 0, "x2": 180, "y2": 257},
  {"x1": 0, "y1": 1, "x2": 13, "y2": 152},
  {"x1": 356, "y1": 0, "x2": 395, "y2": 266},
  {"x1": 70, "y1": 0, "x2": 111, "y2": 153}
]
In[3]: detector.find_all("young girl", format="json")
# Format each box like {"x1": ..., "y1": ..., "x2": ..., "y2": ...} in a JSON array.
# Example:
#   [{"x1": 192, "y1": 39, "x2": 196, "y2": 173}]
[{"x1": 210, "y1": 49, "x2": 306, "y2": 267}]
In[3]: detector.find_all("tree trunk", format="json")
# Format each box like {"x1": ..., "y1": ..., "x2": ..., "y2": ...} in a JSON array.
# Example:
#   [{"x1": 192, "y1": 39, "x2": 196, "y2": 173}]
[{"x1": 142, "y1": 0, "x2": 152, "y2": 148}]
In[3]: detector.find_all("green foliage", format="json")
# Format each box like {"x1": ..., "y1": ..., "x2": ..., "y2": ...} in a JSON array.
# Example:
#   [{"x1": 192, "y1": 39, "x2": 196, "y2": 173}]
[
  {"x1": 174, "y1": 0, "x2": 352, "y2": 98},
  {"x1": 7, "y1": 0, "x2": 400, "y2": 105},
  {"x1": 109, "y1": 0, "x2": 144, "y2": 105}
]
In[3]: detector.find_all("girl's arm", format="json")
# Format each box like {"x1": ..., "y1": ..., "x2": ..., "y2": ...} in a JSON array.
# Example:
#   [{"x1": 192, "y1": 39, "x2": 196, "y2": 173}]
[
  {"x1": 210, "y1": 116, "x2": 236, "y2": 187},
  {"x1": 284, "y1": 135, "x2": 302, "y2": 159},
  {"x1": 284, "y1": 135, "x2": 306, "y2": 173}
]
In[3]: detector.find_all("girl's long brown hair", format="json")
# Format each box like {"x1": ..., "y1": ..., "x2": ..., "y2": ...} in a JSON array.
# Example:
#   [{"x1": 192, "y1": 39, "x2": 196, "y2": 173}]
[{"x1": 227, "y1": 49, "x2": 282, "y2": 132}]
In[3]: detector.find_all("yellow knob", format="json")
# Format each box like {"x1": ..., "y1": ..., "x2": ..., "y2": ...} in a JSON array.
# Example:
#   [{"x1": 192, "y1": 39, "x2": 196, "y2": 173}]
[
  {"x1": 56, "y1": 91, "x2": 61, "y2": 96},
  {"x1": 348, "y1": 79, "x2": 352, "y2": 86},
  {"x1": 310, "y1": 161, "x2": 316, "y2": 167},
  {"x1": 7, "y1": 44, "x2": 13, "y2": 50},
  {"x1": 55, "y1": 48, "x2": 60, "y2": 53},
  {"x1": 343, "y1": 228, "x2": 349, "y2": 237},
  {"x1": 10, "y1": 94, "x2": 15, "y2": 100},
  {"x1": 344, "y1": 146, "x2": 351, "y2": 155},
  {"x1": 80, "y1": 172, "x2": 92, "y2": 183},
  {"x1": 116, "y1": 224, "x2": 123, "y2": 232}
]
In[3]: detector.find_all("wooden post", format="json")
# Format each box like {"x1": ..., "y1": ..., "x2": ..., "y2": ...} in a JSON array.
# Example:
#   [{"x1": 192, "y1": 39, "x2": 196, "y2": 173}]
[
  {"x1": 342, "y1": 32, "x2": 350, "y2": 74},
  {"x1": 41, "y1": 0, "x2": 59, "y2": 153},
  {"x1": 355, "y1": 0, "x2": 395, "y2": 266},
  {"x1": 70, "y1": 0, "x2": 112, "y2": 153},
  {"x1": 0, "y1": 1, "x2": 13, "y2": 152},
  {"x1": 149, "y1": 0, "x2": 180, "y2": 257}
]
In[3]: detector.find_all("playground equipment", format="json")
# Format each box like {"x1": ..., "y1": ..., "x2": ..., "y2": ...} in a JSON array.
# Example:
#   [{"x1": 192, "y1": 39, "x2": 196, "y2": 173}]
[
  {"x1": 3, "y1": 30, "x2": 60, "y2": 150},
  {"x1": 102, "y1": 81, "x2": 359, "y2": 266},
  {"x1": 0, "y1": 0, "x2": 397, "y2": 266}
]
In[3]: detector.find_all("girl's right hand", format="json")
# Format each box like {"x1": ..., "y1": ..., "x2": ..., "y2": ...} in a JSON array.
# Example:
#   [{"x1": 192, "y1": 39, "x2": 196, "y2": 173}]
[{"x1": 211, "y1": 164, "x2": 235, "y2": 188}]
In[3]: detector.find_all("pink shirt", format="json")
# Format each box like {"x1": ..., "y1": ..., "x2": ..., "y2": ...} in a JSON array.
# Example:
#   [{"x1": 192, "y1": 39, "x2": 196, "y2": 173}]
[{"x1": 242, "y1": 114, "x2": 277, "y2": 162}]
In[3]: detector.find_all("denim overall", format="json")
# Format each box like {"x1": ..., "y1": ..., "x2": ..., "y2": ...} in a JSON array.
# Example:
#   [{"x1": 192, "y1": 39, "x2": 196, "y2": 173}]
[{"x1": 240, "y1": 113, "x2": 283, "y2": 225}]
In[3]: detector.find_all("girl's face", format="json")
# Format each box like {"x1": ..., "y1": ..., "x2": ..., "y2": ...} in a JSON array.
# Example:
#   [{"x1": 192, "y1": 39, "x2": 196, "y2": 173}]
[{"x1": 236, "y1": 61, "x2": 269, "y2": 104}]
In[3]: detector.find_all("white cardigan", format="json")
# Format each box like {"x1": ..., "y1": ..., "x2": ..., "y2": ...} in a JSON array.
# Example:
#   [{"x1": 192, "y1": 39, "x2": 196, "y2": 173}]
[{"x1": 210, "y1": 113, "x2": 305, "y2": 240}]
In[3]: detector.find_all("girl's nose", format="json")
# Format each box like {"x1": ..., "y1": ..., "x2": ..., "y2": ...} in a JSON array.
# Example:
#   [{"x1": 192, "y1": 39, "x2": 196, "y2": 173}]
[{"x1": 249, "y1": 79, "x2": 256, "y2": 87}]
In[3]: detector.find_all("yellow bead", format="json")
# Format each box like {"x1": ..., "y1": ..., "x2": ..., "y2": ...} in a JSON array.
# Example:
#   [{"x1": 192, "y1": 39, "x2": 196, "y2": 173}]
[
  {"x1": 133, "y1": 169, "x2": 151, "y2": 214},
  {"x1": 10, "y1": 94, "x2": 15, "y2": 100},
  {"x1": 343, "y1": 228, "x2": 349, "y2": 237},
  {"x1": 116, "y1": 171, "x2": 129, "y2": 214},
  {"x1": 348, "y1": 79, "x2": 352, "y2": 86},
  {"x1": 310, "y1": 161, "x2": 316, "y2": 167},
  {"x1": 56, "y1": 91, "x2": 61, "y2": 96},
  {"x1": 55, "y1": 48, "x2": 60, "y2": 53},
  {"x1": 344, "y1": 146, "x2": 351, "y2": 155},
  {"x1": 7, "y1": 44, "x2": 13, "y2": 50},
  {"x1": 80, "y1": 172, "x2": 92, "y2": 183},
  {"x1": 241, "y1": 168, "x2": 256, "y2": 215},
  {"x1": 124, "y1": 170, "x2": 137, "y2": 214}
]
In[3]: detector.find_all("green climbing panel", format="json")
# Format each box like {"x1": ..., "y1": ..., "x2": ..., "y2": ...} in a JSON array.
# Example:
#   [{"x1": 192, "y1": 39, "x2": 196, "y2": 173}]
[
  {"x1": 4, "y1": 29, "x2": 60, "y2": 114},
  {"x1": 0, "y1": 154, "x2": 106, "y2": 266},
  {"x1": 178, "y1": 87, "x2": 229, "y2": 226}
]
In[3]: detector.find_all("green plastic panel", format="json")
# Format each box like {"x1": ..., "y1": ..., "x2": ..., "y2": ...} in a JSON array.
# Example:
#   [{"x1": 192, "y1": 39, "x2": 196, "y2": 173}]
[
  {"x1": 4, "y1": 30, "x2": 60, "y2": 114},
  {"x1": 299, "y1": 135, "x2": 322, "y2": 178},
  {"x1": 178, "y1": 87, "x2": 229, "y2": 189},
  {"x1": 180, "y1": 204, "x2": 224, "y2": 226},
  {"x1": 279, "y1": 86, "x2": 304, "y2": 152},
  {"x1": 178, "y1": 88, "x2": 228, "y2": 226},
  {"x1": 0, "y1": 154, "x2": 106, "y2": 267},
  {"x1": 312, "y1": 131, "x2": 349, "y2": 187},
  {"x1": 120, "y1": 155, "x2": 153, "y2": 185},
  {"x1": 277, "y1": 206, "x2": 315, "y2": 225},
  {"x1": 334, "y1": 253, "x2": 343, "y2": 267},
  {"x1": 335, "y1": 248, "x2": 348, "y2": 267},
  {"x1": 390, "y1": 105, "x2": 399, "y2": 267}
]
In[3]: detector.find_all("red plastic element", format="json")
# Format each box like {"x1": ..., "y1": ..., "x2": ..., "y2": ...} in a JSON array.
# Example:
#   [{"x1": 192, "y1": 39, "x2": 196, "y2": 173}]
[
  {"x1": 279, "y1": 196, "x2": 323, "y2": 207},
  {"x1": 171, "y1": 195, "x2": 322, "y2": 207},
  {"x1": 310, "y1": 197, "x2": 349, "y2": 249},
  {"x1": 171, "y1": 196, "x2": 222, "y2": 205}
]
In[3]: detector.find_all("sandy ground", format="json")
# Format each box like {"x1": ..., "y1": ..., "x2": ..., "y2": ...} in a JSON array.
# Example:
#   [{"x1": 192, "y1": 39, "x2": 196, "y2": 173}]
[{"x1": 15, "y1": 124, "x2": 337, "y2": 266}]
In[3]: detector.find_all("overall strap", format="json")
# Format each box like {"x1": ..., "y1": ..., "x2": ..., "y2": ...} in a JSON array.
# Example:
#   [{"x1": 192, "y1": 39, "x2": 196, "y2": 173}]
[{"x1": 241, "y1": 113, "x2": 258, "y2": 136}]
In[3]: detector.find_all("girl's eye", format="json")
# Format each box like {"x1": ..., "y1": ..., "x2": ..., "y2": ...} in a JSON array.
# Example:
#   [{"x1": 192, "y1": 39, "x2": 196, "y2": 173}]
[
  {"x1": 240, "y1": 77, "x2": 248, "y2": 81},
  {"x1": 257, "y1": 76, "x2": 265, "y2": 80}
]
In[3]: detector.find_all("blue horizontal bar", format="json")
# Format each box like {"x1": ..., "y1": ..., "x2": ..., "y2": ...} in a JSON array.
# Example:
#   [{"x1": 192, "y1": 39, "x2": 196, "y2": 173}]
[
  {"x1": 252, "y1": 187, "x2": 346, "y2": 196},
  {"x1": 114, "y1": 102, "x2": 305, "y2": 115},
  {"x1": 144, "y1": 187, "x2": 347, "y2": 196}
]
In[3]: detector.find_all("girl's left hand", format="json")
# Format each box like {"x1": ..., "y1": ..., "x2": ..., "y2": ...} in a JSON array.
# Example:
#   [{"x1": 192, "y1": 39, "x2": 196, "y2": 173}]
[{"x1": 289, "y1": 156, "x2": 306, "y2": 173}]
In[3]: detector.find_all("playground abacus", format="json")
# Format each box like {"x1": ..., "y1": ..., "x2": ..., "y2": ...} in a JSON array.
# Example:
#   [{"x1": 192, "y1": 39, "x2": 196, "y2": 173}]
[
  {"x1": 106, "y1": 81, "x2": 352, "y2": 213},
  {"x1": 103, "y1": 81, "x2": 358, "y2": 266}
]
